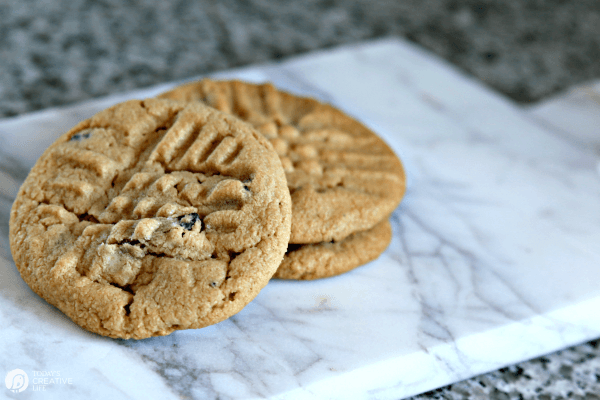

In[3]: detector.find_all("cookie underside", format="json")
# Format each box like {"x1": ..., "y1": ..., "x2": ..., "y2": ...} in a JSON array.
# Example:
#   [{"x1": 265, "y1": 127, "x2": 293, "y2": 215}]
[{"x1": 274, "y1": 219, "x2": 392, "y2": 280}]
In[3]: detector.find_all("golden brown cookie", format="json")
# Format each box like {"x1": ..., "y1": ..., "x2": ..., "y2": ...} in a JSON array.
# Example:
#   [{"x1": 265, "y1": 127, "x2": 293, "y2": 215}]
[
  {"x1": 159, "y1": 79, "x2": 406, "y2": 244},
  {"x1": 9, "y1": 98, "x2": 292, "y2": 339},
  {"x1": 274, "y1": 219, "x2": 392, "y2": 280}
]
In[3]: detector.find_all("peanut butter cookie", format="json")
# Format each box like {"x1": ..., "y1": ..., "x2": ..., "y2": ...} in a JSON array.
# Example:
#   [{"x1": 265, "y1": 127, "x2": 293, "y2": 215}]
[
  {"x1": 9, "y1": 98, "x2": 292, "y2": 339},
  {"x1": 274, "y1": 219, "x2": 391, "y2": 280},
  {"x1": 159, "y1": 80, "x2": 406, "y2": 244}
]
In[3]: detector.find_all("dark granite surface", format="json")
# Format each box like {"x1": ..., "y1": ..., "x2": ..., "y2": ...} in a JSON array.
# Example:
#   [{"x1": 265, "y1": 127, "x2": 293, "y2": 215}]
[
  {"x1": 1, "y1": 1, "x2": 600, "y2": 399},
  {"x1": 1, "y1": 0, "x2": 600, "y2": 118},
  {"x1": 413, "y1": 341, "x2": 600, "y2": 400}
]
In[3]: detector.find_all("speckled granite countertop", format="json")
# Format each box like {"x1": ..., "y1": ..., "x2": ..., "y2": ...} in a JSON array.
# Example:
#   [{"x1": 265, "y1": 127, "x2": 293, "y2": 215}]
[
  {"x1": 414, "y1": 342, "x2": 600, "y2": 400},
  {"x1": 1, "y1": 1, "x2": 600, "y2": 399},
  {"x1": 2, "y1": 0, "x2": 600, "y2": 117}
]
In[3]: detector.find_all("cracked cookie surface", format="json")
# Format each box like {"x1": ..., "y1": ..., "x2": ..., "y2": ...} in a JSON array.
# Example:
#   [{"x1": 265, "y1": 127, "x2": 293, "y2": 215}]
[
  {"x1": 275, "y1": 219, "x2": 391, "y2": 280},
  {"x1": 159, "y1": 79, "x2": 406, "y2": 244},
  {"x1": 9, "y1": 98, "x2": 292, "y2": 339}
]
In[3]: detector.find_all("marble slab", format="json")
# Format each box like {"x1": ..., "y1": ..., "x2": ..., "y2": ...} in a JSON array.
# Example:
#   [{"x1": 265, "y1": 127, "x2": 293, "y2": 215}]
[
  {"x1": 523, "y1": 80, "x2": 600, "y2": 175},
  {"x1": 1, "y1": 38, "x2": 600, "y2": 400}
]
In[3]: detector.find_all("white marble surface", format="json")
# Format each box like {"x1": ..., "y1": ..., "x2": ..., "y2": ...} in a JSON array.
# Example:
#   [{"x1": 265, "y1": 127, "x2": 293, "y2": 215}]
[
  {"x1": 524, "y1": 80, "x2": 600, "y2": 149},
  {"x1": 523, "y1": 80, "x2": 600, "y2": 176},
  {"x1": 1, "y1": 38, "x2": 600, "y2": 399}
]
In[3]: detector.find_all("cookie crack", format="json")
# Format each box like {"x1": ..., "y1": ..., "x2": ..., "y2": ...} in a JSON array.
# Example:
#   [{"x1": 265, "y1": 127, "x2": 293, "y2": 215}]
[
  {"x1": 109, "y1": 281, "x2": 134, "y2": 295},
  {"x1": 78, "y1": 213, "x2": 100, "y2": 224}
]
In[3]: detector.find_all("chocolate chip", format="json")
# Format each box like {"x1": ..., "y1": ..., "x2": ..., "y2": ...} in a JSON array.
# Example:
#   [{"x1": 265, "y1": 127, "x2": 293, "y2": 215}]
[
  {"x1": 70, "y1": 129, "x2": 92, "y2": 141},
  {"x1": 177, "y1": 213, "x2": 200, "y2": 230},
  {"x1": 242, "y1": 176, "x2": 253, "y2": 192}
]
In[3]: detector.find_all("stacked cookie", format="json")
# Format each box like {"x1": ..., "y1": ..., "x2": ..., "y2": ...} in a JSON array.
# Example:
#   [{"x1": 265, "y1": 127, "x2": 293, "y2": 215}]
[
  {"x1": 159, "y1": 80, "x2": 405, "y2": 280},
  {"x1": 9, "y1": 80, "x2": 405, "y2": 339}
]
